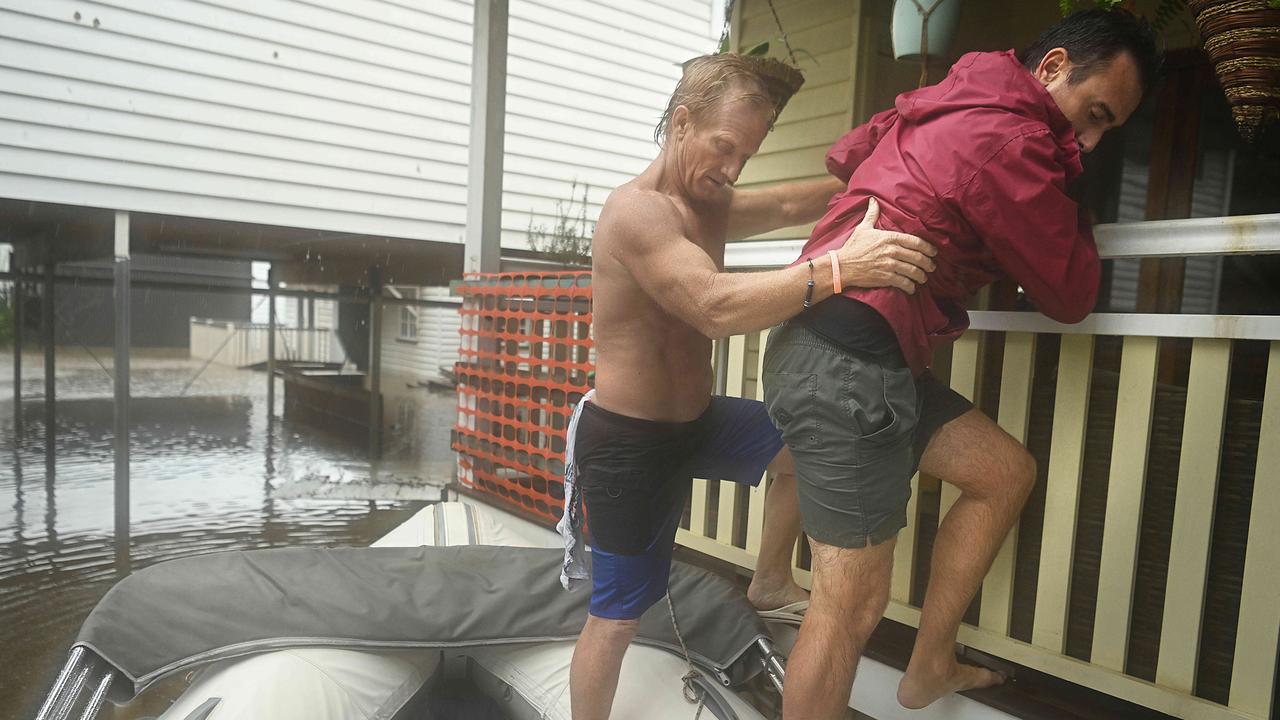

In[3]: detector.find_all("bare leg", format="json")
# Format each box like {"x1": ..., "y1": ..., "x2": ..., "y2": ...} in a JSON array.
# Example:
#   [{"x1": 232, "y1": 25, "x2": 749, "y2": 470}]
[
  {"x1": 783, "y1": 536, "x2": 895, "y2": 720},
  {"x1": 570, "y1": 615, "x2": 639, "y2": 720},
  {"x1": 897, "y1": 409, "x2": 1034, "y2": 709},
  {"x1": 747, "y1": 447, "x2": 808, "y2": 610}
]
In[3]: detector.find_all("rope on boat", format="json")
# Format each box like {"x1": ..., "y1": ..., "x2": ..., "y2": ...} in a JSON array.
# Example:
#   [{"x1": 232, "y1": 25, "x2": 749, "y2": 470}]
[{"x1": 666, "y1": 593, "x2": 706, "y2": 720}]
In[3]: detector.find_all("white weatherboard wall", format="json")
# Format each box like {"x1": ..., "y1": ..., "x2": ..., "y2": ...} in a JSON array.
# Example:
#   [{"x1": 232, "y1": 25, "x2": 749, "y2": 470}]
[
  {"x1": 381, "y1": 287, "x2": 461, "y2": 385},
  {"x1": 499, "y1": 0, "x2": 715, "y2": 249},
  {"x1": 0, "y1": 0, "x2": 716, "y2": 250}
]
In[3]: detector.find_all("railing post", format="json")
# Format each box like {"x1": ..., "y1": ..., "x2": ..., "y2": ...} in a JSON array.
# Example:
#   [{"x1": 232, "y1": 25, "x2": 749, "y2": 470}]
[
  {"x1": 12, "y1": 272, "x2": 22, "y2": 439},
  {"x1": 368, "y1": 267, "x2": 383, "y2": 460},
  {"x1": 42, "y1": 258, "x2": 55, "y2": 473},
  {"x1": 112, "y1": 211, "x2": 131, "y2": 576},
  {"x1": 266, "y1": 265, "x2": 276, "y2": 423}
]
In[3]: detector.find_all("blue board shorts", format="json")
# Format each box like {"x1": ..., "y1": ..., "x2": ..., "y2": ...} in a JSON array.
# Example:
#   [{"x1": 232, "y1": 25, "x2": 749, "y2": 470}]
[{"x1": 574, "y1": 397, "x2": 785, "y2": 620}]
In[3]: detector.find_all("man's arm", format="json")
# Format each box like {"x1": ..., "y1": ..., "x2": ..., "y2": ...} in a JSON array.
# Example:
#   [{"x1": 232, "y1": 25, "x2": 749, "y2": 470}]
[
  {"x1": 605, "y1": 192, "x2": 935, "y2": 339},
  {"x1": 961, "y1": 133, "x2": 1100, "y2": 323},
  {"x1": 725, "y1": 176, "x2": 845, "y2": 241}
]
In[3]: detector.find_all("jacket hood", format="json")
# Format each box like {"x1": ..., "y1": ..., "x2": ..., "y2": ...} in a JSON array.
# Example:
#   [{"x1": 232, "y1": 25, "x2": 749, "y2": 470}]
[{"x1": 897, "y1": 50, "x2": 1083, "y2": 178}]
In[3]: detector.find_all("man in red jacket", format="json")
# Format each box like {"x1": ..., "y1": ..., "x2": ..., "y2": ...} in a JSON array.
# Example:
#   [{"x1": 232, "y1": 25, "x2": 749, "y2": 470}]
[{"x1": 762, "y1": 10, "x2": 1160, "y2": 716}]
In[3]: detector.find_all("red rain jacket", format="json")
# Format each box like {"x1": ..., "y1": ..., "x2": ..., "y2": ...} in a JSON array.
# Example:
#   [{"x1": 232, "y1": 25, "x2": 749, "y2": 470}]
[{"x1": 797, "y1": 50, "x2": 1100, "y2": 375}]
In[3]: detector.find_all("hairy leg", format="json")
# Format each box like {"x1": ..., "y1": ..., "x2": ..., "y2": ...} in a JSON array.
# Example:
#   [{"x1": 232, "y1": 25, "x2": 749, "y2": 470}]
[
  {"x1": 747, "y1": 447, "x2": 808, "y2": 610},
  {"x1": 783, "y1": 536, "x2": 895, "y2": 720},
  {"x1": 897, "y1": 409, "x2": 1035, "y2": 709},
  {"x1": 570, "y1": 615, "x2": 640, "y2": 720}
]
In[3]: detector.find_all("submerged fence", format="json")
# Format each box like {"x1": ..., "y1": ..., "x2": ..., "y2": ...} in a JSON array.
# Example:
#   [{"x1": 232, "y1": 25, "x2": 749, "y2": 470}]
[{"x1": 188, "y1": 318, "x2": 336, "y2": 368}]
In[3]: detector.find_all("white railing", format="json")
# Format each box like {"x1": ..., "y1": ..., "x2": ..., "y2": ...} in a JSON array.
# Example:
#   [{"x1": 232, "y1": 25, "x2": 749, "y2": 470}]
[
  {"x1": 189, "y1": 319, "x2": 338, "y2": 368},
  {"x1": 724, "y1": 213, "x2": 1280, "y2": 269},
  {"x1": 687, "y1": 214, "x2": 1280, "y2": 720}
]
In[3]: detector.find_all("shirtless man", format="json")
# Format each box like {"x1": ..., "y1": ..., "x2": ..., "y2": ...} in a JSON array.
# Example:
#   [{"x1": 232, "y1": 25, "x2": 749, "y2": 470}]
[{"x1": 560, "y1": 54, "x2": 937, "y2": 719}]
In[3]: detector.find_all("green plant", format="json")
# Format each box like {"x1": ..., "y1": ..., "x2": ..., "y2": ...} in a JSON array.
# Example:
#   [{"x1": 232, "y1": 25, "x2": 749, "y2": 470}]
[
  {"x1": 717, "y1": 0, "x2": 815, "y2": 64},
  {"x1": 1060, "y1": 0, "x2": 1189, "y2": 32},
  {"x1": 527, "y1": 181, "x2": 593, "y2": 267}
]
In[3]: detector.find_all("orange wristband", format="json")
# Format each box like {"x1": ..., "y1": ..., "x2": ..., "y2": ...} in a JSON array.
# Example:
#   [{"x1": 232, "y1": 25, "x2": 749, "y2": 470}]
[{"x1": 828, "y1": 250, "x2": 842, "y2": 294}]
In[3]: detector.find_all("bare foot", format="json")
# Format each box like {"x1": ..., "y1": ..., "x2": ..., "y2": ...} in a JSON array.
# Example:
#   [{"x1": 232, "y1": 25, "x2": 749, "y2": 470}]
[
  {"x1": 746, "y1": 577, "x2": 808, "y2": 612},
  {"x1": 896, "y1": 660, "x2": 1004, "y2": 709}
]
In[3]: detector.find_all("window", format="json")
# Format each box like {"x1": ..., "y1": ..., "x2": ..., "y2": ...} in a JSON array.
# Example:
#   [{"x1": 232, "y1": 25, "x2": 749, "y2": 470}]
[{"x1": 398, "y1": 287, "x2": 419, "y2": 341}]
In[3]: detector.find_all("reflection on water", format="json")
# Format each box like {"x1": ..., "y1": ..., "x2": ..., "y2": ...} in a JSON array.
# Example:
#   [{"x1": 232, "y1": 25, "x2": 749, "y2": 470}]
[{"x1": 0, "y1": 353, "x2": 455, "y2": 718}]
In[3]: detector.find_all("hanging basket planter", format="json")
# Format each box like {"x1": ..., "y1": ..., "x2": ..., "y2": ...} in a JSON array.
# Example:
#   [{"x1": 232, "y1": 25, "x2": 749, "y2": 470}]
[
  {"x1": 891, "y1": 0, "x2": 965, "y2": 86},
  {"x1": 1188, "y1": 0, "x2": 1280, "y2": 141}
]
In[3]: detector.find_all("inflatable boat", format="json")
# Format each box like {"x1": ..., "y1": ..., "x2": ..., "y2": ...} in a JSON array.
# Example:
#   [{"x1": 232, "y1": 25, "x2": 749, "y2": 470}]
[{"x1": 34, "y1": 500, "x2": 787, "y2": 720}]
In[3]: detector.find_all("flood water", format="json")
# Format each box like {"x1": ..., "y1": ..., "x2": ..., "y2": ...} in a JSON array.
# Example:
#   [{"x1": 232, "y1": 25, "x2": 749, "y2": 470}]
[{"x1": 0, "y1": 351, "x2": 456, "y2": 718}]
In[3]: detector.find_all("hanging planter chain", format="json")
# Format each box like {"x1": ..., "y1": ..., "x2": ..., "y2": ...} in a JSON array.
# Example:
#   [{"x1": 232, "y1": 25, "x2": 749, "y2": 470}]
[{"x1": 907, "y1": 0, "x2": 948, "y2": 86}]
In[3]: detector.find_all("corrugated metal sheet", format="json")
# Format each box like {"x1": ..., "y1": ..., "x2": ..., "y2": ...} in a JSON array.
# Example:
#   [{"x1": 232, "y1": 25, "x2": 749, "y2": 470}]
[{"x1": 0, "y1": 0, "x2": 715, "y2": 248}]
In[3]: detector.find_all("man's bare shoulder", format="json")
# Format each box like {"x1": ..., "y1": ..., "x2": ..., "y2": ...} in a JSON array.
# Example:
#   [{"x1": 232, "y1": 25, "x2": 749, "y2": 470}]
[{"x1": 598, "y1": 184, "x2": 685, "y2": 249}]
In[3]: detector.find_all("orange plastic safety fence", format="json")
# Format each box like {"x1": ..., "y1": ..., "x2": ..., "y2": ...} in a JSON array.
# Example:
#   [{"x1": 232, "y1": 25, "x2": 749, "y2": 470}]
[{"x1": 452, "y1": 272, "x2": 593, "y2": 525}]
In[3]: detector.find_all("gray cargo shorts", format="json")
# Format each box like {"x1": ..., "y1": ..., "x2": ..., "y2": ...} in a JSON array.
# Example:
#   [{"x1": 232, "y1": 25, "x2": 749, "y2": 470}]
[{"x1": 761, "y1": 321, "x2": 972, "y2": 548}]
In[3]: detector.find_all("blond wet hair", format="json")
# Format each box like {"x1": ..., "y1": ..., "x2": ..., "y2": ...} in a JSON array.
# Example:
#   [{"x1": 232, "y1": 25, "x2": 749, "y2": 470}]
[{"x1": 654, "y1": 53, "x2": 805, "y2": 146}]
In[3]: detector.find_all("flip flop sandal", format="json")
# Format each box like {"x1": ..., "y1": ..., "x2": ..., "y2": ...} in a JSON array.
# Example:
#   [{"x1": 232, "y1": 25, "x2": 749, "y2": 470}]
[{"x1": 756, "y1": 599, "x2": 810, "y2": 624}]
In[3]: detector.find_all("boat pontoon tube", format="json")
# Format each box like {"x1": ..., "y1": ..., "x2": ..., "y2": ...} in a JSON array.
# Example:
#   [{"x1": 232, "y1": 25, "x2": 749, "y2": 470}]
[{"x1": 69, "y1": 545, "x2": 770, "y2": 704}]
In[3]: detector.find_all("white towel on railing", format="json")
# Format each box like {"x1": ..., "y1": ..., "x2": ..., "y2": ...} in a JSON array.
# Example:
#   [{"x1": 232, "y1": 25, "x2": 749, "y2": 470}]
[{"x1": 556, "y1": 388, "x2": 595, "y2": 590}]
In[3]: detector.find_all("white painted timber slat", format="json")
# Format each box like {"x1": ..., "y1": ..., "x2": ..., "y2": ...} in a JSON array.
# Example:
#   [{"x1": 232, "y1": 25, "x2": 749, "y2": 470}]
[
  {"x1": 0, "y1": 68, "x2": 468, "y2": 164},
  {"x1": 885, "y1": 601, "x2": 1255, "y2": 720},
  {"x1": 1227, "y1": 341, "x2": 1280, "y2": 716},
  {"x1": 2, "y1": 14, "x2": 468, "y2": 122},
  {"x1": 717, "y1": 334, "x2": 748, "y2": 544},
  {"x1": 14, "y1": 0, "x2": 471, "y2": 97},
  {"x1": 1031, "y1": 334, "x2": 1095, "y2": 652},
  {"x1": 891, "y1": 472, "x2": 922, "y2": 604},
  {"x1": 746, "y1": 328, "x2": 770, "y2": 555},
  {"x1": 0, "y1": 0, "x2": 713, "y2": 246},
  {"x1": 723, "y1": 214, "x2": 1280, "y2": 270},
  {"x1": 1156, "y1": 338, "x2": 1232, "y2": 693},
  {"x1": 942, "y1": 333, "x2": 985, "y2": 516},
  {"x1": 690, "y1": 337, "x2": 719, "y2": 537},
  {"x1": 1090, "y1": 335, "x2": 1160, "y2": 671},
  {"x1": 969, "y1": 311, "x2": 1280, "y2": 341},
  {"x1": 94, "y1": 0, "x2": 471, "y2": 80},
  {"x1": 979, "y1": 332, "x2": 1037, "y2": 636},
  {"x1": 0, "y1": 119, "x2": 464, "y2": 204}
]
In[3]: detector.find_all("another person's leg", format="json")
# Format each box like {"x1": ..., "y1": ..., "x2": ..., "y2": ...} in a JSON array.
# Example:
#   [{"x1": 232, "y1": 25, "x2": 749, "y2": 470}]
[
  {"x1": 569, "y1": 507, "x2": 683, "y2": 720},
  {"x1": 896, "y1": 407, "x2": 1033, "y2": 708},
  {"x1": 682, "y1": 396, "x2": 808, "y2": 611},
  {"x1": 761, "y1": 322, "x2": 919, "y2": 717},
  {"x1": 784, "y1": 537, "x2": 895, "y2": 720},
  {"x1": 567, "y1": 404, "x2": 692, "y2": 719},
  {"x1": 747, "y1": 447, "x2": 807, "y2": 610},
  {"x1": 570, "y1": 616, "x2": 639, "y2": 720}
]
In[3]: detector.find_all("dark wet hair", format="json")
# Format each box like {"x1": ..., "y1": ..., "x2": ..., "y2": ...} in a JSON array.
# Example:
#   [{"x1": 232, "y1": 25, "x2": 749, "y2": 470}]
[{"x1": 1021, "y1": 8, "x2": 1161, "y2": 94}]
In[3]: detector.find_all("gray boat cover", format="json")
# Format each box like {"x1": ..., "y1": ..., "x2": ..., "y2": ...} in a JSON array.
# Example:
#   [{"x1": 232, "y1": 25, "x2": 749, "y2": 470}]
[{"x1": 73, "y1": 546, "x2": 769, "y2": 701}]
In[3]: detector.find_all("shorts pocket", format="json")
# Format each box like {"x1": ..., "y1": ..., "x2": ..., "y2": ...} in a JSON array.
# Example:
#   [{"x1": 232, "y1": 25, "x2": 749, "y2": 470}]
[
  {"x1": 840, "y1": 358, "x2": 916, "y2": 444},
  {"x1": 582, "y1": 478, "x2": 646, "y2": 554},
  {"x1": 763, "y1": 371, "x2": 823, "y2": 450}
]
